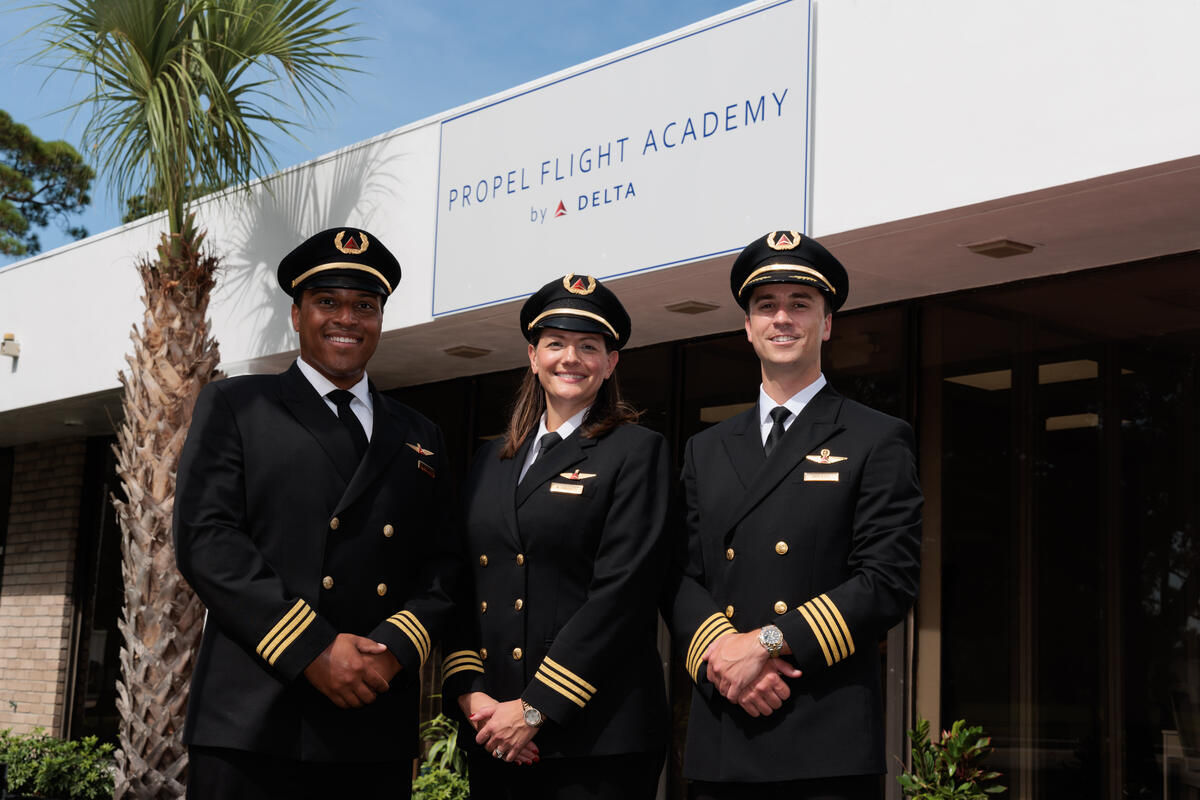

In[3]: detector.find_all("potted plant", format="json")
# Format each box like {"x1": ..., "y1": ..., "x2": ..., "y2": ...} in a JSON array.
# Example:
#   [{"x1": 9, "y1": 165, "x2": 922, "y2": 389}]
[{"x1": 897, "y1": 717, "x2": 1006, "y2": 799}]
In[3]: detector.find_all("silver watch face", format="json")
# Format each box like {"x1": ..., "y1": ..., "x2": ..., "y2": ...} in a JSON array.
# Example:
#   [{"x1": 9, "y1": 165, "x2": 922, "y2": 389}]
[
  {"x1": 760, "y1": 625, "x2": 783, "y2": 649},
  {"x1": 524, "y1": 706, "x2": 542, "y2": 726}
]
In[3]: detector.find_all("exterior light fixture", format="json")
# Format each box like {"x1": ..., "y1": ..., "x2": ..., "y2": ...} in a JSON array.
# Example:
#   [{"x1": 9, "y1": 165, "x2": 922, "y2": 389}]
[
  {"x1": 1, "y1": 333, "x2": 18, "y2": 358},
  {"x1": 444, "y1": 344, "x2": 492, "y2": 359},
  {"x1": 664, "y1": 300, "x2": 720, "y2": 315},
  {"x1": 964, "y1": 238, "x2": 1036, "y2": 258}
]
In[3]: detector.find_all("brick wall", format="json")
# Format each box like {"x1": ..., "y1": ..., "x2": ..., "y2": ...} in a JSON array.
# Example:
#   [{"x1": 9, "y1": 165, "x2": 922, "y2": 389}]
[{"x1": 0, "y1": 438, "x2": 85, "y2": 735}]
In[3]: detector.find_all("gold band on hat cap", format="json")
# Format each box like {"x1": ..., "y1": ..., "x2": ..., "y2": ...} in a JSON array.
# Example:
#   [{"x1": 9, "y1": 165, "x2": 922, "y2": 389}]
[
  {"x1": 738, "y1": 263, "x2": 835, "y2": 298},
  {"x1": 290, "y1": 262, "x2": 394, "y2": 294},
  {"x1": 526, "y1": 308, "x2": 619, "y2": 340}
]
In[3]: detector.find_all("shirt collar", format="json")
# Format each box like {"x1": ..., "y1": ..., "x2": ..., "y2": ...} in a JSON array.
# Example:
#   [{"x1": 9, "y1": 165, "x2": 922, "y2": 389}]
[
  {"x1": 296, "y1": 357, "x2": 371, "y2": 405},
  {"x1": 759, "y1": 373, "x2": 827, "y2": 425},
  {"x1": 534, "y1": 405, "x2": 590, "y2": 444}
]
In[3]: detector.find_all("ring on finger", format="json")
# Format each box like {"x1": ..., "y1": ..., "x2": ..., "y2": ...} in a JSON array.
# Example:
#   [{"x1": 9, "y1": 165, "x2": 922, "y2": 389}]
[{"x1": 494, "y1": 748, "x2": 506, "y2": 758}]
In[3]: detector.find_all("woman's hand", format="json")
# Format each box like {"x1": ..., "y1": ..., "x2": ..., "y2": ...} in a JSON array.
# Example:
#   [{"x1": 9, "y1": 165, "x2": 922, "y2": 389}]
[
  {"x1": 458, "y1": 691, "x2": 498, "y2": 731},
  {"x1": 473, "y1": 699, "x2": 540, "y2": 764}
]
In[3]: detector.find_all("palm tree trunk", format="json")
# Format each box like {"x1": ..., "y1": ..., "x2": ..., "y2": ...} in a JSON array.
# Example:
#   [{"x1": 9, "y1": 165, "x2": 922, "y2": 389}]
[{"x1": 112, "y1": 222, "x2": 220, "y2": 798}]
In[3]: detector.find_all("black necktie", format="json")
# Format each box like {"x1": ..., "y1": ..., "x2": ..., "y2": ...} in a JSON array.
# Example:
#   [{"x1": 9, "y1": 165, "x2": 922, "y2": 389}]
[
  {"x1": 535, "y1": 431, "x2": 562, "y2": 461},
  {"x1": 764, "y1": 406, "x2": 791, "y2": 458},
  {"x1": 327, "y1": 389, "x2": 368, "y2": 462}
]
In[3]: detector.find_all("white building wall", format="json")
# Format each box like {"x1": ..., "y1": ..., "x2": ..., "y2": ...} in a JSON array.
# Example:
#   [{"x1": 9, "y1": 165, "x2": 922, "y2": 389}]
[{"x1": 2, "y1": 0, "x2": 1198, "y2": 416}]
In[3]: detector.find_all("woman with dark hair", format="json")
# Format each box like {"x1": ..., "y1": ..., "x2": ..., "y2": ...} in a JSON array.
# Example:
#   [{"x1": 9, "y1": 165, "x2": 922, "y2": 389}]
[{"x1": 441, "y1": 274, "x2": 670, "y2": 800}]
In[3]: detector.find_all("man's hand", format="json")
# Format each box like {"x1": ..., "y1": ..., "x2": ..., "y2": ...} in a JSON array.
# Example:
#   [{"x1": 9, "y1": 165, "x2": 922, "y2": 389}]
[
  {"x1": 703, "y1": 631, "x2": 771, "y2": 702},
  {"x1": 473, "y1": 699, "x2": 540, "y2": 764},
  {"x1": 303, "y1": 633, "x2": 393, "y2": 709},
  {"x1": 736, "y1": 658, "x2": 802, "y2": 717}
]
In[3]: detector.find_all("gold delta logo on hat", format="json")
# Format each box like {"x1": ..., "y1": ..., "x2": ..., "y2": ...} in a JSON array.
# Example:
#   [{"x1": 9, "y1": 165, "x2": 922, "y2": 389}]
[
  {"x1": 766, "y1": 230, "x2": 802, "y2": 251},
  {"x1": 334, "y1": 230, "x2": 370, "y2": 255},
  {"x1": 563, "y1": 273, "x2": 597, "y2": 295}
]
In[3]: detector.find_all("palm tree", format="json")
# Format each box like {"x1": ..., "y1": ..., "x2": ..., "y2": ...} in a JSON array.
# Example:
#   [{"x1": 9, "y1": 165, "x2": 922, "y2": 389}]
[{"x1": 40, "y1": 2, "x2": 359, "y2": 796}]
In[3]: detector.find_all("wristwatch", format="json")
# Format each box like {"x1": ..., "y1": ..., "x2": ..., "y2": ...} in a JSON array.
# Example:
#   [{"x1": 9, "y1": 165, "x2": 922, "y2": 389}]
[
  {"x1": 758, "y1": 624, "x2": 784, "y2": 658},
  {"x1": 522, "y1": 700, "x2": 544, "y2": 728}
]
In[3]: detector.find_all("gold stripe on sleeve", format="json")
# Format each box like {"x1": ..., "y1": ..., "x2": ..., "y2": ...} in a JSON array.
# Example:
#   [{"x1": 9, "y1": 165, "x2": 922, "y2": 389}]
[
  {"x1": 801, "y1": 599, "x2": 844, "y2": 662},
  {"x1": 443, "y1": 650, "x2": 485, "y2": 680},
  {"x1": 542, "y1": 657, "x2": 597, "y2": 696},
  {"x1": 265, "y1": 608, "x2": 316, "y2": 665},
  {"x1": 387, "y1": 612, "x2": 430, "y2": 664},
  {"x1": 798, "y1": 605, "x2": 835, "y2": 667},
  {"x1": 686, "y1": 614, "x2": 736, "y2": 680},
  {"x1": 534, "y1": 666, "x2": 589, "y2": 707},
  {"x1": 814, "y1": 594, "x2": 855, "y2": 656},
  {"x1": 810, "y1": 597, "x2": 849, "y2": 660},
  {"x1": 256, "y1": 599, "x2": 308, "y2": 658}
]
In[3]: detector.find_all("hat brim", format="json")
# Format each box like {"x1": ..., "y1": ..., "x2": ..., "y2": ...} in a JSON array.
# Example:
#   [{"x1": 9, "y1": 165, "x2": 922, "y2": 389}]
[
  {"x1": 294, "y1": 272, "x2": 389, "y2": 298},
  {"x1": 738, "y1": 269, "x2": 840, "y2": 310},
  {"x1": 527, "y1": 314, "x2": 616, "y2": 342}
]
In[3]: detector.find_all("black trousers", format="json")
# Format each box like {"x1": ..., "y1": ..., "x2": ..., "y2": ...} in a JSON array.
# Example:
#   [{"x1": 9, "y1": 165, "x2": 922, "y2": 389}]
[
  {"x1": 468, "y1": 750, "x2": 664, "y2": 800},
  {"x1": 688, "y1": 774, "x2": 882, "y2": 800},
  {"x1": 187, "y1": 744, "x2": 412, "y2": 800}
]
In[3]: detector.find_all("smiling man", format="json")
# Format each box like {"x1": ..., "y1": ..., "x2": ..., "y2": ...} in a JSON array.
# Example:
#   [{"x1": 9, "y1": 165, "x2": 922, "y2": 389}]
[
  {"x1": 173, "y1": 228, "x2": 459, "y2": 800},
  {"x1": 668, "y1": 231, "x2": 923, "y2": 800}
]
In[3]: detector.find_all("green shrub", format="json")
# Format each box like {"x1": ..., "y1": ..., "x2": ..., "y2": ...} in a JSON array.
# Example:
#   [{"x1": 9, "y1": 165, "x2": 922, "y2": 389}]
[
  {"x1": 897, "y1": 717, "x2": 1006, "y2": 800},
  {"x1": 411, "y1": 765, "x2": 469, "y2": 800},
  {"x1": 0, "y1": 728, "x2": 114, "y2": 800}
]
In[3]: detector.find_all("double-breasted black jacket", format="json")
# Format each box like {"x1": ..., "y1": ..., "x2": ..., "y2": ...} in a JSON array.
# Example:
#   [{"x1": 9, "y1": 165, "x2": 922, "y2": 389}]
[
  {"x1": 442, "y1": 423, "x2": 670, "y2": 759},
  {"x1": 173, "y1": 363, "x2": 459, "y2": 762},
  {"x1": 668, "y1": 384, "x2": 922, "y2": 782}
]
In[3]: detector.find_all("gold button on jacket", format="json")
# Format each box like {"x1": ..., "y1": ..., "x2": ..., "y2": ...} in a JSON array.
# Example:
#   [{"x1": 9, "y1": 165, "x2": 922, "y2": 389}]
[
  {"x1": 376, "y1": 583, "x2": 388, "y2": 597},
  {"x1": 322, "y1": 576, "x2": 334, "y2": 590},
  {"x1": 725, "y1": 605, "x2": 735, "y2": 617},
  {"x1": 516, "y1": 553, "x2": 526, "y2": 566},
  {"x1": 480, "y1": 648, "x2": 488, "y2": 660},
  {"x1": 480, "y1": 601, "x2": 488, "y2": 613},
  {"x1": 725, "y1": 548, "x2": 735, "y2": 561},
  {"x1": 514, "y1": 598, "x2": 524, "y2": 611},
  {"x1": 329, "y1": 517, "x2": 339, "y2": 531},
  {"x1": 382, "y1": 524, "x2": 394, "y2": 538},
  {"x1": 512, "y1": 647, "x2": 523, "y2": 660},
  {"x1": 775, "y1": 541, "x2": 789, "y2": 555},
  {"x1": 774, "y1": 601, "x2": 788, "y2": 615},
  {"x1": 479, "y1": 555, "x2": 488, "y2": 567}
]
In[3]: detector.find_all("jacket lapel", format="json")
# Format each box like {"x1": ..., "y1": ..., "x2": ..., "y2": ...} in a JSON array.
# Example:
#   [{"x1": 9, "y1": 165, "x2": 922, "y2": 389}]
[
  {"x1": 497, "y1": 436, "x2": 531, "y2": 550},
  {"x1": 720, "y1": 385, "x2": 846, "y2": 542},
  {"x1": 718, "y1": 406, "x2": 766, "y2": 490},
  {"x1": 279, "y1": 363, "x2": 359, "y2": 484},
  {"x1": 515, "y1": 431, "x2": 596, "y2": 508},
  {"x1": 334, "y1": 385, "x2": 408, "y2": 516}
]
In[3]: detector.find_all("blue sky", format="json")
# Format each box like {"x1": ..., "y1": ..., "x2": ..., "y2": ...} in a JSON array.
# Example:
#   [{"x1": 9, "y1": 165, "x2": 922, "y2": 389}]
[{"x1": 0, "y1": 1, "x2": 746, "y2": 266}]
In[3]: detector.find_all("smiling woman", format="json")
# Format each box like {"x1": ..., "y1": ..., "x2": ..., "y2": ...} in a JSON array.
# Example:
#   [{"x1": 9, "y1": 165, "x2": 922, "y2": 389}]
[{"x1": 439, "y1": 274, "x2": 671, "y2": 800}]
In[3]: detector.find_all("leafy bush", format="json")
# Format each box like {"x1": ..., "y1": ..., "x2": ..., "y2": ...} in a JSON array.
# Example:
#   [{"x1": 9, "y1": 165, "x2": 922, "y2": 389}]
[
  {"x1": 0, "y1": 728, "x2": 114, "y2": 800},
  {"x1": 897, "y1": 717, "x2": 1006, "y2": 800},
  {"x1": 411, "y1": 709, "x2": 468, "y2": 800},
  {"x1": 412, "y1": 765, "x2": 469, "y2": 800}
]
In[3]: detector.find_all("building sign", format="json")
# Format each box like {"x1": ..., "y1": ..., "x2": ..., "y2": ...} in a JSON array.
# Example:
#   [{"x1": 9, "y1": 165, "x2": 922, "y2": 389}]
[{"x1": 433, "y1": 0, "x2": 811, "y2": 315}]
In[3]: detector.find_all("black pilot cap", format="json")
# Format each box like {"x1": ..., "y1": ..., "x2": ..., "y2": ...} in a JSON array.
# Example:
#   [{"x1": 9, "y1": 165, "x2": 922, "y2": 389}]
[
  {"x1": 277, "y1": 227, "x2": 401, "y2": 301},
  {"x1": 519, "y1": 274, "x2": 632, "y2": 350},
  {"x1": 730, "y1": 230, "x2": 849, "y2": 312}
]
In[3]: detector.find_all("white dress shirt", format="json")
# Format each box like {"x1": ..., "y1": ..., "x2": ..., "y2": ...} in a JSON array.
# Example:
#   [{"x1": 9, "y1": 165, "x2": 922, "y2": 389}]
[
  {"x1": 518, "y1": 406, "x2": 589, "y2": 483},
  {"x1": 296, "y1": 358, "x2": 374, "y2": 440},
  {"x1": 757, "y1": 373, "x2": 827, "y2": 446}
]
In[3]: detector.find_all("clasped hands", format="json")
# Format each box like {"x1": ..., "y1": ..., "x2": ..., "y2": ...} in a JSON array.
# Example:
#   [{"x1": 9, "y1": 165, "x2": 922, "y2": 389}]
[
  {"x1": 304, "y1": 633, "x2": 401, "y2": 709},
  {"x1": 459, "y1": 693, "x2": 540, "y2": 765},
  {"x1": 703, "y1": 630, "x2": 802, "y2": 717}
]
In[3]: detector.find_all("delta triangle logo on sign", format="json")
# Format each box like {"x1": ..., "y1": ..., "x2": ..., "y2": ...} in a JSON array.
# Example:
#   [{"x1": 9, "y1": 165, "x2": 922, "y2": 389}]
[{"x1": 432, "y1": 0, "x2": 812, "y2": 315}]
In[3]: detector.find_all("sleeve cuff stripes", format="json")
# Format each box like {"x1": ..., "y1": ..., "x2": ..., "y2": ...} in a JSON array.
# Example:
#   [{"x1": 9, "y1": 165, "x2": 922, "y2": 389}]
[
  {"x1": 687, "y1": 613, "x2": 737, "y2": 682},
  {"x1": 387, "y1": 610, "x2": 432, "y2": 666},
  {"x1": 256, "y1": 599, "x2": 316, "y2": 666},
  {"x1": 442, "y1": 650, "x2": 485, "y2": 681},
  {"x1": 533, "y1": 657, "x2": 596, "y2": 708},
  {"x1": 797, "y1": 593, "x2": 855, "y2": 666}
]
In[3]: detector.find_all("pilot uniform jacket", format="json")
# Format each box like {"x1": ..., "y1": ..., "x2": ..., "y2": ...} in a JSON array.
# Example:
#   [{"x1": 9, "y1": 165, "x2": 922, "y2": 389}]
[
  {"x1": 173, "y1": 363, "x2": 459, "y2": 763},
  {"x1": 669, "y1": 383, "x2": 922, "y2": 783},
  {"x1": 441, "y1": 423, "x2": 670, "y2": 760}
]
